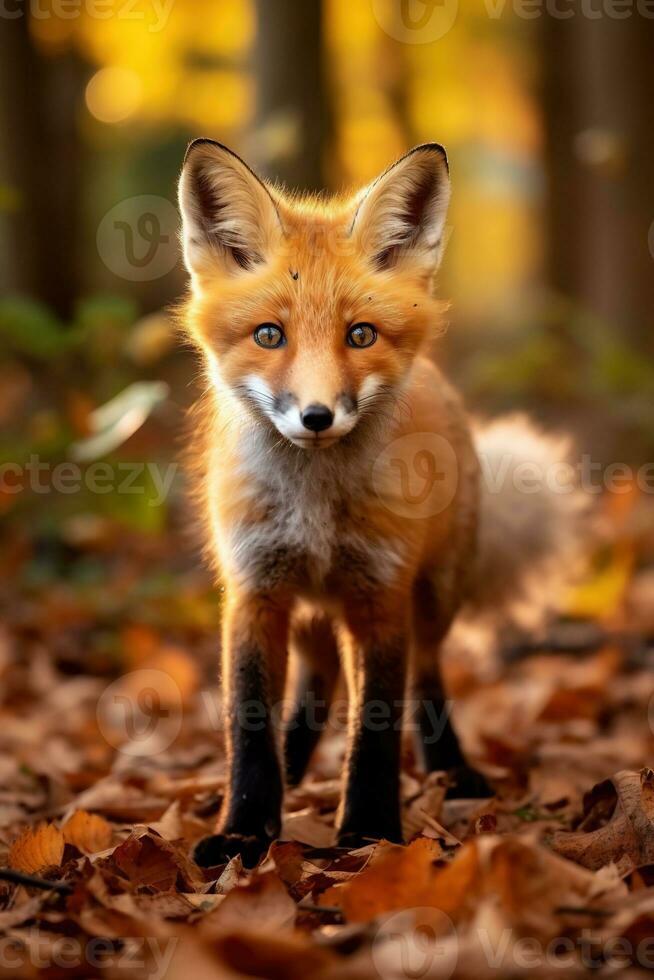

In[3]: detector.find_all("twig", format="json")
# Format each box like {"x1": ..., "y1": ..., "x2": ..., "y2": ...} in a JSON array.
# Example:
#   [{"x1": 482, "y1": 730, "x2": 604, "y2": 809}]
[
  {"x1": 0, "y1": 869, "x2": 73, "y2": 894},
  {"x1": 555, "y1": 905, "x2": 613, "y2": 918}
]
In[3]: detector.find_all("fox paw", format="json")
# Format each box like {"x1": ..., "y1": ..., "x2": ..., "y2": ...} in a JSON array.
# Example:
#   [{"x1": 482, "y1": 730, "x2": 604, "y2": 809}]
[
  {"x1": 193, "y1": 832, "x2": 271, "y2": 869},
  {"x1": 446, "y1": 766, "x2": 494, "y2": 800}
]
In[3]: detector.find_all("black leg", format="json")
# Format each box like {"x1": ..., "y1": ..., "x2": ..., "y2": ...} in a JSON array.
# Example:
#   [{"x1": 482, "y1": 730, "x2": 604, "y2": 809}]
[
  {"x1": 337, "y1": 606, "x2": 407, "y2": 847},
  {"x1": 194, "y1": 593, "x2": 289, "y2": 869},
  {"x1": 412, "y1": 576, "x2": 493, "y2": 800},
  {"x1": 284, "y1": 614, "x2": 339, "y2": 786},
  {"x1": 414, "y1": 676, "x2": 493, "y2": 799}
]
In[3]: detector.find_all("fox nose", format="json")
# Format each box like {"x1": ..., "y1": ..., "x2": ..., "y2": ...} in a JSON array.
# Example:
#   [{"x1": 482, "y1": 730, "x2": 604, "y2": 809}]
[{"x1": 301, "y1": 403, "x2": 334, "y2": 433}]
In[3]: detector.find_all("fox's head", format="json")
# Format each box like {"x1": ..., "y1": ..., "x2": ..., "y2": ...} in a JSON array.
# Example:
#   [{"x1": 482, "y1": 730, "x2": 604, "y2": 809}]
[{"x1": 178, "y1": 141, "x2": 450, "y2": 449}]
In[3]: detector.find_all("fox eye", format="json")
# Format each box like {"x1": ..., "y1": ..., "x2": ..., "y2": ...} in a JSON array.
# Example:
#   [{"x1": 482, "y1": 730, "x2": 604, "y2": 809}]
[
  {"x1": 347, "y1": 323, "x2": 377, "y2": 349},
  {"x1": 254, "y1": 323, "x2": 285, "y2": 349}
]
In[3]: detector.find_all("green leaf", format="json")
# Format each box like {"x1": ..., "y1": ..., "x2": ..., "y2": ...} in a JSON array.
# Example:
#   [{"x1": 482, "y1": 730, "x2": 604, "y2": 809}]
[{"x1": 0, "y1": 296, "x2": 70, "y2": 359}]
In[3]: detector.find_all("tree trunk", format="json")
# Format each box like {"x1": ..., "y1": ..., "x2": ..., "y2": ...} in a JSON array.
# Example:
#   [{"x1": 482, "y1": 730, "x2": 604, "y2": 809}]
[
  {"x1": 0, "y1": 16, "x2": 86, "y2": 320},
  {"x1": 542, "y1": 14, "x2": 654, "y2": 339},
  {"x1": 252, "y1": 0, "x2": 331, "y2": 191}
]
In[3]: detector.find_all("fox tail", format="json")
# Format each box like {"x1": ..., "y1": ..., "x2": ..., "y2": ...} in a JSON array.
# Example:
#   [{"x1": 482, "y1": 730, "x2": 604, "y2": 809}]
[{"x1": 467, "y1": 414, "x2": 589, "y2": 632}]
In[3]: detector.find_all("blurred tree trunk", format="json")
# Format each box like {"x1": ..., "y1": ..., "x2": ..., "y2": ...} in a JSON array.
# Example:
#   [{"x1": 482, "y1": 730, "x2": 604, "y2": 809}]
[
  {"x1": 542, "y1": 15, "x2": 654, "y2": 338},
  {"x1": 251, "y1": 0, "x2": 332, "y2": 190},
  {"x1": 0, "y1": 16, "x2": 86, "y2": 320}
]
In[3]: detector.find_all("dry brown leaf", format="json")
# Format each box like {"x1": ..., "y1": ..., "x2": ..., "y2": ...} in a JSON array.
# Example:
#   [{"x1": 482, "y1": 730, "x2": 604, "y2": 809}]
[
  {"x1": 110, "y1": 831, "x2": 196, "y2": 892},
  {"x1": 8, "y1": 823, "x2": 64, "y2": 873},
  {"x1": 144, "y1": 932, "x2": 242, "y2": 980},
  {"x1": 402, "y1": 770, "x2": 449, "y2": 840},
  {"x1": 62, "y1": 810, "x2": 113, "y2": 853},
  {"x1": 281, "y1": 807, "x2": 334, "y2": 846},
  {"x1": 215, "y1": 854, "x2": 245, "y2": 894},
  {"x1": 320, "y1": 836, "x2": 453, "y2": 922},
  {"x1": 161, "y1": 928, "x2": 336, "y2": 980},
  {"x1": 482, "y1": 835, "x2": 624, "y2": 938},
  {"x1": 199, "y1": 870, "x2": 296, "y2": 936},
  {"x1": 0, "y1": 896, "x2": 46, "y2": 930},
  {"x1": 553, "y1": 769, "x2": 654, "y2": 875},
  {"x1": 213, "y1": 929, "x2": 336, "y2": 980},
  {"x1": 267, "y1": 839, "x2": 307, "y2": 889}
]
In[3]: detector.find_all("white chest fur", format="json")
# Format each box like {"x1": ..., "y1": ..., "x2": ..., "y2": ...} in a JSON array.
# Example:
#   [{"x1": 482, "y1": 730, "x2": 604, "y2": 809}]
[{"x1": 211, "y1": 427, "x2": 406, "y2": 593}]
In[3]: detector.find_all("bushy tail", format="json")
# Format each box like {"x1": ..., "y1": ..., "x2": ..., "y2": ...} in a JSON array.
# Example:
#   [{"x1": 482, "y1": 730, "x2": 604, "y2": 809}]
[{"x1": 468, "y1": 414, "x2": 589, "y2": 631}]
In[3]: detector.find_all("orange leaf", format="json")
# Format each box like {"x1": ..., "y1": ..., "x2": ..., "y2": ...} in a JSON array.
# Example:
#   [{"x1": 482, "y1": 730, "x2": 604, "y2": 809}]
[
  {"x1": 320, "y1": 837, "x2": 456, "y2": 922},
  {"x1": 63, "y1": 811, "x2": 113, "y2": 854},
  {"x1": 8, "y1": 823, "x2": 65, "y2": 873}
]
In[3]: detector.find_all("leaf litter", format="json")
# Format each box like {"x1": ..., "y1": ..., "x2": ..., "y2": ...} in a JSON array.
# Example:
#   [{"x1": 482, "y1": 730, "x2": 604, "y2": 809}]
[{"x1": 0, "y1": 493, "x2": 654, "y2": 977}]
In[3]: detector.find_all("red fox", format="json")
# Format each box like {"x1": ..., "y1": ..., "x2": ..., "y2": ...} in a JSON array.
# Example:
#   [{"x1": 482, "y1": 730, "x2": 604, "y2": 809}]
[{"x1": 178, "y1": 140, "x2": 582, "y2": 867}]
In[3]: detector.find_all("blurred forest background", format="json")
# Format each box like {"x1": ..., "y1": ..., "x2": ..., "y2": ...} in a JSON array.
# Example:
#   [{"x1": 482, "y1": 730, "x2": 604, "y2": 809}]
[
  {"x1": 3, "y1": 10, "x2": 654, "y2": 968},
  {"x1": 0, "y1": 0, "x2": 653, "y2": 651}
]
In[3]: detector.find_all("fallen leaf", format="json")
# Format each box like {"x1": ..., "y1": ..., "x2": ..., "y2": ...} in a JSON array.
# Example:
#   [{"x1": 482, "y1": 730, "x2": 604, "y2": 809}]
[
  {"x1": 281, "y1": 807, "x2": 334, "y2": 847},
  {"x1": 8, "y1": 823, "x2": 64, "y2": 873},
  {"x1": 110, "y1": 832, "x2": 196, "y2": 892},
  {"x1": 402, "y1": 770, "x2": 448, "y2": 839},
  {"x1": 200, "y1": 871, "x2": 296, "y2": 936},
  {"x1": 553, "y1": 769, "x2": 654, "y2": 875},
  {"x1": 62, "y1": 810, "x2": 113, "y2": 853},
  {"x1": 320, "y1": 837, "x2": 450, "y2": 922},
  {"x1": 213, "y1": 929, "x2": 335, "y2": 980}
]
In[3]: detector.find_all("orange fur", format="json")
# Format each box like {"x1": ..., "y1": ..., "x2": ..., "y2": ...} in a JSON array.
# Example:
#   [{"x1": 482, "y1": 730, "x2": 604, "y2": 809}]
[{"x1": 178, "y1": 141, "x2": 579, "y2": 862}]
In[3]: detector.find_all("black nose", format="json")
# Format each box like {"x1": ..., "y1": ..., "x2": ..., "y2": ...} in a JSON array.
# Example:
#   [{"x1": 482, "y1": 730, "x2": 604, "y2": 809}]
[{"x1": 301, "y1": 403, "x2": 334, "y2": 433}]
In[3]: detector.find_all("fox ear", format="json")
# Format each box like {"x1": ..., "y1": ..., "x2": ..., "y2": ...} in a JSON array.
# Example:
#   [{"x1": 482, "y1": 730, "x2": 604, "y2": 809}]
[
  {"x1": 179, "y1": 139, "x2": 283, "y2": 280},
  {"x1": 350, "y1": 144, "x2": 450, "y2": 273}
]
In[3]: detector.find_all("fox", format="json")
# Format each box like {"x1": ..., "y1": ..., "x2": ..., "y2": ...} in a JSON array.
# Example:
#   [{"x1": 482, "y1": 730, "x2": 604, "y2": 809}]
[{"x1": 177, "y1": 140, "x2": 583, "y2": 868}]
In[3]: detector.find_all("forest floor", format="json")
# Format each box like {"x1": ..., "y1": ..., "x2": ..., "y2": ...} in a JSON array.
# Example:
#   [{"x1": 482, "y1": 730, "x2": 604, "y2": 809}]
[{"x1": 0, "y1": 488, "x2": 654, "y2": 980}]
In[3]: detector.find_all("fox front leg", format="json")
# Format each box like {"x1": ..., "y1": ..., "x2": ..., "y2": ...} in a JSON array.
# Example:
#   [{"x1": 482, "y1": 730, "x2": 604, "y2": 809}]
[
  {"x1": 194, "y1": 592, "x2": 289, "y2": 869},
  {"x1": 337, "y1": 599, "x2": 408, "y2": 848}
]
